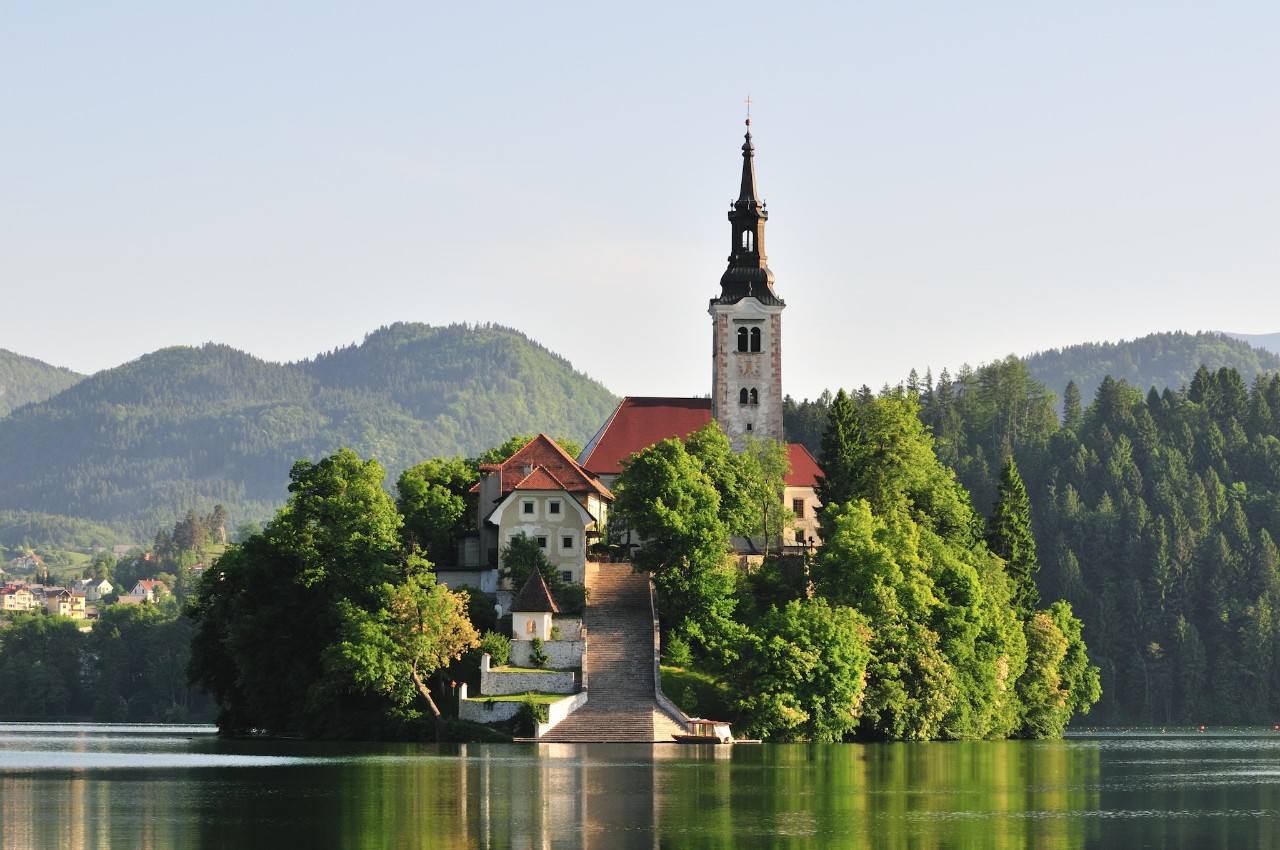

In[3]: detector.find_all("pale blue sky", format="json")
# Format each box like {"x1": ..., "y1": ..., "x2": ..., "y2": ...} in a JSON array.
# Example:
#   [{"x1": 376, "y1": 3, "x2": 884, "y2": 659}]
[{"x1": 3, "y1": 2, "x2": 1277, "y2": 401}]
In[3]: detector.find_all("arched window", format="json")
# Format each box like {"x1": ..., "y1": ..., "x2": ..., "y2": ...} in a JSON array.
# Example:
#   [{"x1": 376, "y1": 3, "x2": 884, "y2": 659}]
[
  {"x1": 739, "y1": 388, "x2": 749, "y2": 405},
  {"x1": 741, "y1": 230, "x2": 754, "y2": 251},
  {"x1": 750, "y1": 388, "x2": 759, "y2": 405},
  {"x1": 737, "y1": 327, "x2": 749, "y2": 352},
  {"x1": 750, "y1": 327, "x2": 761, "y2": 352}
]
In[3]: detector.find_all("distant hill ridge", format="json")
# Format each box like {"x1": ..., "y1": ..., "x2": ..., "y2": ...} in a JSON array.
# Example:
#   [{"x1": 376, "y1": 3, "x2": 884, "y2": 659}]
[
  {"x1": 1022, "y1": 331, "x2": 1280, "y2": 402},
  {"x1": 0, "y1": 323, "x2": 618, "y2": 543},
  {"x1": 0, "y1": 349, "x2": 83, "y2": 419},
  {"x1": 1222, "y1": 331, "x2": 1280, "y2": 357}
]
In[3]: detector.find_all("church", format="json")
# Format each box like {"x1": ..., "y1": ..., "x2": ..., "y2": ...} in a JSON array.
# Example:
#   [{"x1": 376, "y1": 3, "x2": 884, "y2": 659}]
[{"x1": 444, "y1": 119, "x2": 821, "y2": 594}]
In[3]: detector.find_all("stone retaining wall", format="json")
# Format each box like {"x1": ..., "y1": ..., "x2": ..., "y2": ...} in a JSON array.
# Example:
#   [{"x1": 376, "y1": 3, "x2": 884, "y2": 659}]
[
  {"x1": 535, "y1": 693, "x2": 588, "y2": 738},
  {"x1": 480, "y1": 653, "x2": 577, "y2": 696},
  {"x1": 510, "y1": 639, "x2": 584, "y2": 669}
]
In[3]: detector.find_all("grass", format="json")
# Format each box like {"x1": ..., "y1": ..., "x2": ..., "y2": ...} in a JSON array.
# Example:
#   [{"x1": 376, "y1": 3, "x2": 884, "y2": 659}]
[
  {"x1": 442, "y1": 717, "x2": 513, "y2": 743},
  {"x1": 661, "y1": 665, "x2": 734, "y2": 720},
  {"x1": 466, "y1": 693, "x2": 568, "y2": 704},
  {"x1": 495, "y1": 665, "x2": 577, "y2": 673}
]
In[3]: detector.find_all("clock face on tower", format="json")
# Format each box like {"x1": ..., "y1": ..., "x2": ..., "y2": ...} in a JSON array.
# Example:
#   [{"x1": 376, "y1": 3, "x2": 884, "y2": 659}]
[{"x1": 736, "y1": 356, "x2": 761, "y2": 378}]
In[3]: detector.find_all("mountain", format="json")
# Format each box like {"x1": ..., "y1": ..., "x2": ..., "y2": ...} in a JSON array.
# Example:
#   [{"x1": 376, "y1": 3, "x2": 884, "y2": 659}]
[
  {"x1": 0, "y1": 349, "x2": 83, "y2": 419},
  {"x1": 1022, "y1": 331, "x2": 1280, "y2": 402},
  {"x1": 1222, "y1": 331, "x2": 1280, "y2": 357},
  {"x1": 0, "y1": 323, "x2": 618, "y2": 543}
]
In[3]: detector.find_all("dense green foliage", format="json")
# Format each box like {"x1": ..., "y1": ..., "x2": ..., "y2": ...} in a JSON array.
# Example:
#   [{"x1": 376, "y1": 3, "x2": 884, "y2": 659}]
[
  {"x1": 0, "y1": 323, "x2": 617, "y2": 543},
  {"x1": 0, "y1": 348, "x2": 82, "y2": 419},
  {"x1": 1023, "y1": 331, "x2": 1280, "y2": 409},
  {"x1": 790, "y1": 354, "x2": 1280, "y2": 725},
  {"x1": 0, "y1": 605, "x2": 203, "y2": 722},
  {"x1": 0, "y1": 511, "x2": 122, "y2": 552},
  {"x1": 188, "y1": 449, "x2": 479, "y2": 739},
  {"x1": 616, "y1": 410, "x2": 1097, "y2": 741},
  {"x1": 612, "y1": 429, "x2": 739, "y2": 654}
]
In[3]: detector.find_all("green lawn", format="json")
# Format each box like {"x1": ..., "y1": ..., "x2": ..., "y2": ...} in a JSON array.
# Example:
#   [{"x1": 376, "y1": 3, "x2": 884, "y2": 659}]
[
  {"x1": 661, "y1": 665, "x2": 734, "y2": 720},
  {"x1": 495, "y1": 665, "x2": 578, "y2": 673},
  {"x1": 466, "y1": 693, "x2": 568, "y2": 704}
]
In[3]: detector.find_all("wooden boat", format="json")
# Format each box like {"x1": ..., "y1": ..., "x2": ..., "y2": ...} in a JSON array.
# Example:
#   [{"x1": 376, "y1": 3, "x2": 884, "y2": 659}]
[{"x1": 673, "y1": 719, "x2": 735, "y2": 744}]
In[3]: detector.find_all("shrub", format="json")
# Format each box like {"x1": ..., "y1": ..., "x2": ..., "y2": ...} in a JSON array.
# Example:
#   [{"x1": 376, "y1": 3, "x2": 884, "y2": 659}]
[
  {"x1": 529, "y1": 637, "x2": 549, "y2": 668},
  {"x1": 554, "y1": 583, "x2": 587, "y2": 615},
  {"x1": 549, "y1": 624, "x2": 563, "y2": 641},
  {"x1": 515, "y1": 696, "x2": 549, "y2": 736},
  {"x1": 480, "y1": 631, "x2": 511, "y2": 667},
  {"x1": 662, "y1": 633, "x2": 692, "y2": 667}
]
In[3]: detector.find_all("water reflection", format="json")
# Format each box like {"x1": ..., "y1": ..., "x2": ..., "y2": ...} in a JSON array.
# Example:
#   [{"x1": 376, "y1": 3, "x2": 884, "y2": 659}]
[{"x1": 6, "y1": 726, "x2": 1280, "y2": 848}]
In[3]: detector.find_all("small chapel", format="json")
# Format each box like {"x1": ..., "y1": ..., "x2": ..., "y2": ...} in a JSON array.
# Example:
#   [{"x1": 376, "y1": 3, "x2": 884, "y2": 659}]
[{"x1": 440, "y1": 119, "x2": 821, "y2": 596}]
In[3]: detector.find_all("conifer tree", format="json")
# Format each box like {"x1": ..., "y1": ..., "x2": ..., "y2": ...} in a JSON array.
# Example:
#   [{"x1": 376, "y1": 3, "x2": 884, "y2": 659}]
[
  {"x1": 987, "y1": 455, "x2": 1039, "y2": 616},
  {"x1": 1062, "y1": 381, "x2": 1083, "y2": 431}
]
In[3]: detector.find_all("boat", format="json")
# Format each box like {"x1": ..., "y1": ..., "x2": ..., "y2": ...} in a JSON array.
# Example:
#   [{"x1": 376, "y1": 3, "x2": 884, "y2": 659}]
[{"x1": 673, "y1": 719, "x2": 735, "y2": 744}]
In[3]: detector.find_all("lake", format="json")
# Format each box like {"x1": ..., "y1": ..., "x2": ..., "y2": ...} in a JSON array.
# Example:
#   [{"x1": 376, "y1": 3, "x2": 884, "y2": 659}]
[{"x1": 3, "y1": 724, "x2": 1280, "y2": 849}]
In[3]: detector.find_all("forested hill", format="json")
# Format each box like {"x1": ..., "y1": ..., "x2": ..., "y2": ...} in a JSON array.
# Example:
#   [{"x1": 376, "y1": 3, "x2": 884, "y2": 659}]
[
  {"x1": 0, "y1": 323, "x2": 618, "y2": 543},
  {"x1": 1023, "y1": 331, "x2": 1280, "y2": 403},
  {"x1": 1224, "y1": 331, "x2": 1280, "y2": 357},
  {"x1": 0, "y1": 349, "x2": 83, "y2": 419}
]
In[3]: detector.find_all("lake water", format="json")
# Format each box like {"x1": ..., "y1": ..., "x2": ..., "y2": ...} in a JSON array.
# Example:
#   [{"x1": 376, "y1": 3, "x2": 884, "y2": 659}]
[{"x1": 3, "y1": 724, "x2": 1280, "y2": 849}]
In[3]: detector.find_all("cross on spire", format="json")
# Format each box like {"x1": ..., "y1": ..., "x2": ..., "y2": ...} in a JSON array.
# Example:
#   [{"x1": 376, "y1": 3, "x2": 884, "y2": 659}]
[{"x1": 744, "y1": 94, "x2": 752, "y2": 125}]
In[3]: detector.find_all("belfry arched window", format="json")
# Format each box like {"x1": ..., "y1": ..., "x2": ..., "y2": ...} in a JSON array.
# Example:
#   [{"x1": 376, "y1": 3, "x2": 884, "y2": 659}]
[
  {"x1": 739, "y1": 388, "x2": 749, "y2": 405},
  {"x1": 737, "y1": 327, "x2": 749, "y2": 352},
  {"x1": 741, "y1": 231, "x2": 754, "y2": 251},
  {"x1": 750, "y1": 327, "x2": 761, "y2": 352},
  {"x1": 750, "y1": 388, "x2": 759, "y2": 406}
]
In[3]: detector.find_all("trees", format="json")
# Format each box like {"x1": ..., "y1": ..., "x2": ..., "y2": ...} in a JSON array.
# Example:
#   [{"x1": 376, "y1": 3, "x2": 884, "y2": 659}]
[
  {"x1": 396, "y1": 456, "x2": 477, "y2": 567},
  {"x1": 987, "y1": 455, "x2": 1040, "y2": 616},
  {"x1": 812, "y1": 391, "x2": 1095, "y2": 739},
  {"x1": 611, "y1": 436, "x2": 736, "y2": 652},
  {"x1": 188, "y1": 448, "x2": 478, "y2": 739},
  {"x1": 0, "y1": 613, "x2": 86, "y2": 717},
  {"x1": 499, "y1": 532, "x2": 558, "y2": 591},
  {"x1": 730, "y1": 598, "x2": 870, "y2": 742}
]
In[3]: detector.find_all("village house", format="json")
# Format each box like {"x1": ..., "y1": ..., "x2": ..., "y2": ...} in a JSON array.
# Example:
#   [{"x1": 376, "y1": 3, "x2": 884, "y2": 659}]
[
  {"x1": 74, "y1": 578, "x2": 114, "y2": 603},
  {"x1": 451, "y1": 434, "x2": 612, "y2": 592},
  {"x1": 1, "y1": 584, "x2": 35, "y2": 612},
  {"x1": 130, "y1": 579, "x2": 168, "y2": 602},
  {"x1": 38, "y1": 588, "x2": 87, "y2": 620}
]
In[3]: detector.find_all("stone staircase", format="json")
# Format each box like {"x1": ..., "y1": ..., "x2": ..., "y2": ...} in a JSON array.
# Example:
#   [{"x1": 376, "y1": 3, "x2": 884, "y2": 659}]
[{"x1": 537, "y1": 562, "x2": 687, "y2": 743}]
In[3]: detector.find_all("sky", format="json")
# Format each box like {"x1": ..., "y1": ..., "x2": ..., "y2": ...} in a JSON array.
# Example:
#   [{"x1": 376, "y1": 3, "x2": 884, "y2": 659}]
[{"x1": 3, "y1": 3, "x2": 1278, "y2": 402}]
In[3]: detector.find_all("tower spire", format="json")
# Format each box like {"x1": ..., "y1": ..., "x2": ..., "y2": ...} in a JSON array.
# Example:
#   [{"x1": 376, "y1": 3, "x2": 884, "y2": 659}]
[{"x1": 716, "y1": 114, "x2": 781, "y2": 306}]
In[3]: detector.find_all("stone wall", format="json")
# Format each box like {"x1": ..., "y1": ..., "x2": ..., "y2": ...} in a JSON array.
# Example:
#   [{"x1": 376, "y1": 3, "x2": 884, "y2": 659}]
[
  {"x1": 458, "y1": 697, "x2": 523, "y2": 725},
  {"x1": 510, "y1": 638, "x2": 584, "y2": 669},
  {"x1": 535, "y1": 692, "x2": 589, "y2": 738},
  {"x1": 458, "y1": 692, "x2": 587, "y2": 731},
  {"x1": 480, "y1": 653, "x2": 577, "y2": 696}
]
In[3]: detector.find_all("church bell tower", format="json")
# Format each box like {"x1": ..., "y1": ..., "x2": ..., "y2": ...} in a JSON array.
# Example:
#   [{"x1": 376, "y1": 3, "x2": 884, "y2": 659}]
[{"x1": 710, "y1": 118, "x2": 785, "y2": 444}]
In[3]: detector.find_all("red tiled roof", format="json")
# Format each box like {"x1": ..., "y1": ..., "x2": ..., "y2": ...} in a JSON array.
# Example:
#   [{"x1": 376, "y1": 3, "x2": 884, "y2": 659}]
[
  {"x1": 579, "y1": 397, "x2": 714, "y2": 476},
  {"x1": 510, "y1": 569, "x2": 560, "y2": 614},
  {"x1": 513, "y1": 466, "x2": 568, "y2": 491},
  {"x1": 785, "y1": 443, "x2": 823, "y2": 488},
  {"x1": 488, "y1": 435, "x2": 612, "y2": 499}
]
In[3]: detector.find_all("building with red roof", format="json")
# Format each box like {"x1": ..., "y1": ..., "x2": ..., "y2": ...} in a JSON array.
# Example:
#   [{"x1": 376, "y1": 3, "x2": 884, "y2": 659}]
[{"x1": 461, "y1": 434, "x2": 612, "y2": 590}]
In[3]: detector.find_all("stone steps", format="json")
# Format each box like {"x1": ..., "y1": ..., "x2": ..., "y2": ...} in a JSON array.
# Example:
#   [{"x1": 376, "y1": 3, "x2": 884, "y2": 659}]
[{"x1": 536, "y1": 563, "x2": 687, "y2": 743}]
